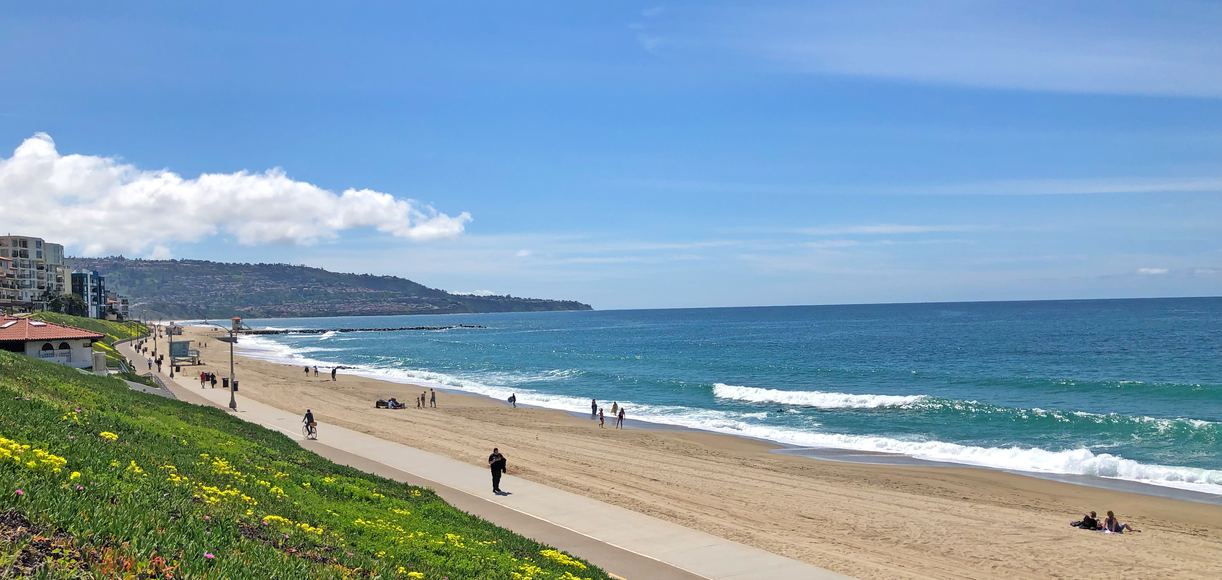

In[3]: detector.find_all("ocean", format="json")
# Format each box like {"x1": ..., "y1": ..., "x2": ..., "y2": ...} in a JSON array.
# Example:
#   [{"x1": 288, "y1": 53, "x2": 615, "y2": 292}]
[{"x1": 222, "y1": 298, "x2": 1222, "y2": 497}]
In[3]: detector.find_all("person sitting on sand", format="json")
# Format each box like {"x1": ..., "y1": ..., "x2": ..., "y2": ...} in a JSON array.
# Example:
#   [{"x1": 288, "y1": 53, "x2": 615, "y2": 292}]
[
  {"x1": 1075, "y1": 511, "x2": 1100, "y2": 530},
  {"x1": 387, "y1": 397, "x2": 400, "y2": 409},
  {"x1": 1103, "y1": 511, "x2": 1139, "y2": 533}
]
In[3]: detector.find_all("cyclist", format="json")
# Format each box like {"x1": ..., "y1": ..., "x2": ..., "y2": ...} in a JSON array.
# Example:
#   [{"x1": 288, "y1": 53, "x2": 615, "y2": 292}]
[{"x1": 303, "y1": 409, "x2": 317, "y2": 440}]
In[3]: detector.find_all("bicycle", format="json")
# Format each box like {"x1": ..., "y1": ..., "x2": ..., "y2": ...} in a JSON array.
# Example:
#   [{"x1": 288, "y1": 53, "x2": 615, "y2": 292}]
[{"x1": 302, "y1": 421, "x2": 318, "y2": 440}]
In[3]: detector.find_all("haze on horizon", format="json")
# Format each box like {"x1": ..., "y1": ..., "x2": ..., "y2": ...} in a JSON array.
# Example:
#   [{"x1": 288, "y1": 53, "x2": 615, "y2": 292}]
[{"x1": 3, "y1": 1, "x2": 1220, "y2": 310}]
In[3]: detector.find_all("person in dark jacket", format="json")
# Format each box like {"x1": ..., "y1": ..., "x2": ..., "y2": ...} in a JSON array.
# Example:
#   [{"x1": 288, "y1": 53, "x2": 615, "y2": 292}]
[{"x1": 488, "y1": 448, "x2": 507, "y2": 494}]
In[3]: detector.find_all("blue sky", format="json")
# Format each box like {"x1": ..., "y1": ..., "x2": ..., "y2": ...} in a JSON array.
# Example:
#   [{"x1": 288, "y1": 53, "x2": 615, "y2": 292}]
[{"x1": 2, "y1": 1, "x2": 1220, "y2": 309}]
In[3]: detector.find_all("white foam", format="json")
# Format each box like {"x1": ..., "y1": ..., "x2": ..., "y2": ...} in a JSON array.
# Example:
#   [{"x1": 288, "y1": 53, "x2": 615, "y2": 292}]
[
  {"x1": 713, "y1": 383, "x2": 926, "y2": 409},
  {"x1": 317, "y1": 331, "x2": 339, "y2": 341}
]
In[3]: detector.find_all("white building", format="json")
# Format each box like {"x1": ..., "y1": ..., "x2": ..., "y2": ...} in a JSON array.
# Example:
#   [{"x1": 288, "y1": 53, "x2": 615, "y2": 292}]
[
  {"x1": 0, "y1": 317, "x2": 104, "y2": 369},
  {"x1": 0, "y1": 235, "x2": 71, "y2": 309}
]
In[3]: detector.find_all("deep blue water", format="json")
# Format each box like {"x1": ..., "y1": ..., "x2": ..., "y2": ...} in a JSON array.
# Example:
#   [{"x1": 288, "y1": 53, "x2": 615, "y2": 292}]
[{"x1": 227, "y1": 298, "x2": 1222, "y2": 494}]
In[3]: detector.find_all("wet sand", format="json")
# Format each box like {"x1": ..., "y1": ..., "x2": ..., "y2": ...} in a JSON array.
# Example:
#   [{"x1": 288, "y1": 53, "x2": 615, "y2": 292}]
[{"x1": 181, "y1": 325, "x2": 1222, "y2": 579}]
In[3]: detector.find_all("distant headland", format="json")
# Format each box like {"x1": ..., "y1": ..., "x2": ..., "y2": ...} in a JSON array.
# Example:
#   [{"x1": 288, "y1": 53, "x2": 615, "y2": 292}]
[{"x1": 66, "y1": 256, "x2": 592, "y2": 320}]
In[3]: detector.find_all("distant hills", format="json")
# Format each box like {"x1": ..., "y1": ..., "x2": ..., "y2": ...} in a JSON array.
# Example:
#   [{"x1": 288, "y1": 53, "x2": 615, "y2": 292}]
[{"x1": 66, "y1": 257, "x2": 592, "y2": 320}]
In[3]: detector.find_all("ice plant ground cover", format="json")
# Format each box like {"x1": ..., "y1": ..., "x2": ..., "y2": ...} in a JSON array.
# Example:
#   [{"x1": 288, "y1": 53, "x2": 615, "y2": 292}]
[{"x1": 0, "y1": 351, "x2": 606, "y2": 579}]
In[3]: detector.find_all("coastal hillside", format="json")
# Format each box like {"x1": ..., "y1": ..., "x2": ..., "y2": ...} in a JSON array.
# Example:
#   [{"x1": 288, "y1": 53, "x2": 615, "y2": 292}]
[
  {"x1": 0, "y1": 351, "x2": 606, "y2": 578},
  {"x1": 66, "y1": 257, "x2": 592, "y2": 319}
]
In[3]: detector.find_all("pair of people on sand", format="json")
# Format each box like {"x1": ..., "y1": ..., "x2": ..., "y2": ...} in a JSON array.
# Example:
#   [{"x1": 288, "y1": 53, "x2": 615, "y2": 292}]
[{"x1": 1073, "y1": 510, "x2": 1139, "y2": 533}]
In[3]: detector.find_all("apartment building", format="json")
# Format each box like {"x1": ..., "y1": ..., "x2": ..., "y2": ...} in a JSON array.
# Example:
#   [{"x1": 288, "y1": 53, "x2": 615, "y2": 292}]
[
  {"x1": 0, "y1": 235, "x2": 70, "y2": 308},
  {"x1": 71, "y1": 270, "x2": 107, "y2": 319},
  {"x1": 0, "y1": 256, "x2": 20, "y2": 312}
]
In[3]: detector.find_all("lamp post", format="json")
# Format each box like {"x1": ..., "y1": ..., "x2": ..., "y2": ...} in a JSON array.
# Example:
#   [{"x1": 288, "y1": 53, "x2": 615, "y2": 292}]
[{"x1": 212, "y1": 317, "x2": 240, "y2": 411}]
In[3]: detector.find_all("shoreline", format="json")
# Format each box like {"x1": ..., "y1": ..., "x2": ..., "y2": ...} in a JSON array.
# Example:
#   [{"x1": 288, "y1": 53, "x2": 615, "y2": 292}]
[
  {"x1": 175, "y1": 324, "x2": 1222, "y2": 578},
  {"x1": 224, "y1": 325, "x2": 1221, "y2": 504}
]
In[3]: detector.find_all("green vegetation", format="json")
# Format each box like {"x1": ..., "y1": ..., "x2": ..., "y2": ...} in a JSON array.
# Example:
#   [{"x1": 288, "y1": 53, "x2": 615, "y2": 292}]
[
  {"x1": 29, "y1": 312, "x2": 147, "y2": 369},
  {"x1": 116, "y1": 371, "x2": 159, "y2": 388},
  {"x1": 65, "y1": 256, "x2": 592, "y2": 319},
  {"x1": 0, "y1": 351, "x2": 606, "y2": 579}
]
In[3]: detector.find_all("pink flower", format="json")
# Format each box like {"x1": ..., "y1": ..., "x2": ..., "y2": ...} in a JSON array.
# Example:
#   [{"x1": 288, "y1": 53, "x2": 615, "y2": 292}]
[
  {"x1": 74, "y1": 484, "x2": 84, "y2": 491},
  {"x1": 203, "y1": 515, "x2": 211, "y2": 521},
  {"x1": 204, "y1": 552, "x2": 215, "y2": 560},
  {"x1": 14, "y1": 489, "x2": 23, "y2": 497}
]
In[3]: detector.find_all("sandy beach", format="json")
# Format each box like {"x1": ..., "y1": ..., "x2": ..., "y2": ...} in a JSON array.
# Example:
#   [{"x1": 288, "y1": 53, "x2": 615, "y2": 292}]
[{"x1": 178, "y1": 325, "x2": 1222, "y2": 579}]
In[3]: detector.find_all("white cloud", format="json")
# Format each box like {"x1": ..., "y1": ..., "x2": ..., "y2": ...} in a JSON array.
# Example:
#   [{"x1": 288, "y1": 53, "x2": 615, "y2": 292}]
[
  {"x1": 1136, "y1": 267, "x2": 1169, "y2": 275},
  {"x1": 0, "y1": 133, "x2": 471, "y2": 256},
  {"x1": 514, "y1": 249, "x2": 532, "y2": 258},
  {"x1": 801, "y1": 224, "x2": 982, "y2": 236}
]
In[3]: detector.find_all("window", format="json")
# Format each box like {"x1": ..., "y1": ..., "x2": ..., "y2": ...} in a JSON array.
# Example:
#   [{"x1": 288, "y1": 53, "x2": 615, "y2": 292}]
[
  {"x1": 41, "y1": 343, "x2": 54, "y2": 351},
  {"x1": 58, "y1": 342, "x2": 70, "y2": 350}
]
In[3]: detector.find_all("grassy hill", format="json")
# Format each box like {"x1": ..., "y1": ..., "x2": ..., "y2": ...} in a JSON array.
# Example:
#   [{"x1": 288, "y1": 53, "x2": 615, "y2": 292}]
[
  {"x1": 30, "y1": 312, "x2": 148, "y2": 370},
  {"x1": 0, "y1": 351, "x2": 605, "y2": 579},
  {"x1": 66, "y1": 257, "x2": 592, "y2": 320}
]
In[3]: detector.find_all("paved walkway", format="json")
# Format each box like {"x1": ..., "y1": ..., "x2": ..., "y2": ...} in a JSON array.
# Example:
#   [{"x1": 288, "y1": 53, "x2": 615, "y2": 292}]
[{"x1": 118, "y1": 340, "x2": 846, "y2": 580}]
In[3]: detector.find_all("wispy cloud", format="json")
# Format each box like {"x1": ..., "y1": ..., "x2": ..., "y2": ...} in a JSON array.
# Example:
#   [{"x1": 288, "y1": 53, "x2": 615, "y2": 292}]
[
  {"x1": 800, "y1": 224, "x2": 984, "y2": 236},
  {"x1": 1136, "y1": 267, "x2": 1169, "y2": 275},
  {"x1": 901, "y1": 177, "x2": 1222, "y2": 196},
  {"x1": 656, "y1": 1, "x2": 1222, "y2": 97}
]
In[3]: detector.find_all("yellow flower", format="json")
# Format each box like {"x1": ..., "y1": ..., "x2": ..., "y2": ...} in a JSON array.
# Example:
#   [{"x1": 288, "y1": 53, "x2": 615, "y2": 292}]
[
  {"x1": 407, "y1": 573, "x2": 424, "y2": 579},
  {"x1": 98, "y1": 431, "x2": 119, "y2": 442},
  {"x1": 69, "y1": 471, "x2": 81, "y2": 480},
  {"x1": 540, "y1": 549, "x2": 586, "y2": 569}
]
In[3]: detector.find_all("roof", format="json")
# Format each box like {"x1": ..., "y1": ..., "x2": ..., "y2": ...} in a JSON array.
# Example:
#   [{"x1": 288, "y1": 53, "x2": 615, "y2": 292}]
[{"x1": 0, "y1": 317, "x2": 105, "y2": 342}]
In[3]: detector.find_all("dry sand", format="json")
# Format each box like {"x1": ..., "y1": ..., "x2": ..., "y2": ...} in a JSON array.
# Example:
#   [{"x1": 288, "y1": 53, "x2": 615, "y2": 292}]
[{"x1": 181, "y1": 325, "x2": 1222, "y2": 579}]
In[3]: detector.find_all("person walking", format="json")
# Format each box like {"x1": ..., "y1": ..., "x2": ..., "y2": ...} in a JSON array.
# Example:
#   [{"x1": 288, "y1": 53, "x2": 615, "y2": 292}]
[
  {"x1": 488, "y1": 448, "x2": 507, "y2": 494},
  {"x1": 508, "y1": 393, "x2": 517, "y2": 408},
  {"x1": 611, "y1": 401, "x2": 618, "y2": 416},
  {"x1": 429, "y1": 389, "x2": 437, "y2": 408},
  {"x1": 590, "y1": 399, "x2": 597, "y2": 419},
  {"x1": 210, "y1": 373, "x2": 218, "y2": 388},
  {"x1": 598, "y1": 407, "x2": 605, "y2": 428},
  {"x1": 617, "y1": 407, "x2": 625, "y2": 429},
  {"x1": 331, "y1": 367, "x2": 337, "y2": 381},
  {"x1": 313, "y1": 365, "x2": 318, "y2": 377},
  {"x1": 200, "y1": 372, "x2": 207, "y2": 388},
  {"x1": 304, "y1": 365, "x2": 309, "y2": 375}
]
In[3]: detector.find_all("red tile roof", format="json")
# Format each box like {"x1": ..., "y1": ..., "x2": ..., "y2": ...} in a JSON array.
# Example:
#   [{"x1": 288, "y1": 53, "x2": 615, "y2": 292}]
[{"x1": 0, "y1": 317, "x2": 105, "y2": 341}]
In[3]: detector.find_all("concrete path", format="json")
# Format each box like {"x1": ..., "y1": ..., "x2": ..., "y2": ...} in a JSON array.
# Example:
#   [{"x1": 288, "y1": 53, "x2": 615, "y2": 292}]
[{"x1": 118, "y1": 340, "x2": 846, "y2": 580}]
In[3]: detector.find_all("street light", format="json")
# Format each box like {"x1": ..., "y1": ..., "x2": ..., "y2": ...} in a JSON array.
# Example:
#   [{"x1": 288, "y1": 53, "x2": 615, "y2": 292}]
[{"x1": 211, "y1": 317, "x2": 241, "y2": 411}]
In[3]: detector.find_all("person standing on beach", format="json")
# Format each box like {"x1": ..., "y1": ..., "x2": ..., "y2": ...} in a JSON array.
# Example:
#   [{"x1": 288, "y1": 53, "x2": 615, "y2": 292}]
[
  {"x1": 598, "y1": 407, "x2": 605, "y2": 428},
  {"x1": 611, "y1": 401, "x2": 618, "y2": 416},
  {"x1": 331, "y1": 367, "x2": 337, "y2": 381},
  {"x1": 591, "y1": 399, "x2": 597, "y2": 419},
  {"x1": 509, "y1": 393, "x2": 517, "y2": 408},
  {"x1": 488, "y1": 448, "x2": 507, "y2": 494},
  {"x1": 304, "y1": 365, "x2": 309, "y2": 375},
  {"x1": 617, "y1": 407, "x2": 625, "y2": 429},
  {"x1": 429, "y1": 389, "x2": 436, "y2": 408},
  {"x1": 313, "y1": 365, "x2": 318, "y2": 377}
]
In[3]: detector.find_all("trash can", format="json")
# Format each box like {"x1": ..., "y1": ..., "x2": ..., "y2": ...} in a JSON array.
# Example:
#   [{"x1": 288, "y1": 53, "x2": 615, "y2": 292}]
[
  {"x1": 222, "y1": 377, "x2": 229, "y2": 390},
  {"x1": 233, "y1": 380, "x2": 239, "y2": 392},
  {"x1": 175, "y1": 365, "x2": 181, "y2": 373}
]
